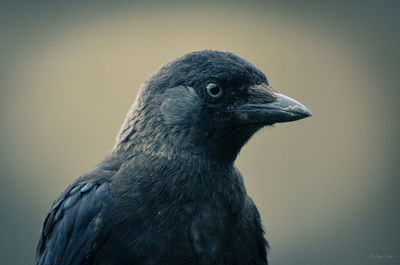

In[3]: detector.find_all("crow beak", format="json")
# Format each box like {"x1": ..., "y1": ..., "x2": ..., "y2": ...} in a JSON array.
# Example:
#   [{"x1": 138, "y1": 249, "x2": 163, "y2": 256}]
[{"x1": 237, "y1": 93, "x2": 312, "y2": 125}]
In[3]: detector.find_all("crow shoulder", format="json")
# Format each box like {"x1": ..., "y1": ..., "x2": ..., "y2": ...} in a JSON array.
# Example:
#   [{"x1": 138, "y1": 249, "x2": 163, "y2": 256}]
[{"x1": 36, "y1": 168, "x2": 115, "y2": 265}]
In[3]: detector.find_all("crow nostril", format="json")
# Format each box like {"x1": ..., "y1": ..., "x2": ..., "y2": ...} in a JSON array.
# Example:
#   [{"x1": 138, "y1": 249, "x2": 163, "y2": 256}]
[{"x1": 247, "y1": 84, "x2": 278, "y2": 104}]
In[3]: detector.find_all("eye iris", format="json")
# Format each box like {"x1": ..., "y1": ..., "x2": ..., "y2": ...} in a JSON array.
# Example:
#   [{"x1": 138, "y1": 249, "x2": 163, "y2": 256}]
[{"x1": 206, "y1": 83, "x2": 222, "y2": 97}]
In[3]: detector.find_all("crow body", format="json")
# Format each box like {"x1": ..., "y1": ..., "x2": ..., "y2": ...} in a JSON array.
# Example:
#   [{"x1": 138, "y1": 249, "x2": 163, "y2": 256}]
[{"x1": 36, "y1": 50, "x2": 311, "y2": 265}]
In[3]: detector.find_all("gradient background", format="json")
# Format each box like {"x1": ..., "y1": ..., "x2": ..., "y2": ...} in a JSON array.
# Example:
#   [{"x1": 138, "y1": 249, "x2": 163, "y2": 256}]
[{"x1": 1, "y1": 1, "x2": 399, "y2": 265}]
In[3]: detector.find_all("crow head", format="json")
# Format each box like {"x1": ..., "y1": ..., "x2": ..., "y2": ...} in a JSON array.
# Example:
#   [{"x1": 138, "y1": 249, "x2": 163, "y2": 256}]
[{"x1": 115, "y1": 50, "x2": 311, "y2": 163}]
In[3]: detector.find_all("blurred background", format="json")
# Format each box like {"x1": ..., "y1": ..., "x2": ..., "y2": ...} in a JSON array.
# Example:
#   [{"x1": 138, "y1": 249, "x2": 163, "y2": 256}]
[{"x1": 0, "y1": 1, "x2": 399, "y2": 264}]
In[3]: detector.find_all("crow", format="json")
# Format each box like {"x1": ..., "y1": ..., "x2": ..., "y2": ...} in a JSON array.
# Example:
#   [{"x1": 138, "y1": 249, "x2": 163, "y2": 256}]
[{"x1": 36, "y1": 50, "x2": 311, "y2": 265}]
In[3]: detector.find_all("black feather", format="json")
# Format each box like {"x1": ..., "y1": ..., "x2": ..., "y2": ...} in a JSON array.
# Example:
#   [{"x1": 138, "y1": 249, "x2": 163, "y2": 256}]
[{"x1": 36, "y1": 50, "x2": 311, "y2": 265}]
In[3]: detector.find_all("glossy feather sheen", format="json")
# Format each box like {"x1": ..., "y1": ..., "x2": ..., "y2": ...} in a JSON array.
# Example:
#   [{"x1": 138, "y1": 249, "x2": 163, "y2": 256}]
[{"x1": 35, "y1": 50, "x2": 302, "y2": 265}]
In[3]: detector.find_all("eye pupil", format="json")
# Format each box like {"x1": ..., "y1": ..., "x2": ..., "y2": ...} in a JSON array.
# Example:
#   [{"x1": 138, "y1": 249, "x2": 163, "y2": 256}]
[
  {"x1": 206, "y1": 83, "x2": 223, "y2": 98},
  {"x1": 210, "y1": 86, "x2": 219, "y2": 95}
]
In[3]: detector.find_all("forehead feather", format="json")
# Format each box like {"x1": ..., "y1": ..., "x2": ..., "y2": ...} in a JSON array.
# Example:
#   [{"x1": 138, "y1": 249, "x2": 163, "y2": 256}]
[{"x1": 146, "y1": 50, "x2": 268, "y2": 91}]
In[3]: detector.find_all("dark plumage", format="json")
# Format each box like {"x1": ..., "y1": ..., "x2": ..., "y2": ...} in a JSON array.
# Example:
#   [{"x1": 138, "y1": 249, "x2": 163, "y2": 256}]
[{"x1": 36, "y1": 50, "x2": 311, "y2": 265}]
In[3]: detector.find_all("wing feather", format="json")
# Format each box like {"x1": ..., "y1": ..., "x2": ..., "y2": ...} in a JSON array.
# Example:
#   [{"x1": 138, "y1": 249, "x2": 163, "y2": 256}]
[{"x1": 36, "y1": 180, "x2": 111, "y2": 265}]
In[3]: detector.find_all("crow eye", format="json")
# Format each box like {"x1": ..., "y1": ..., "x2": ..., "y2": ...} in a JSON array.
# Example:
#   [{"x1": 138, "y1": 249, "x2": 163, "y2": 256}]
[{"x1": 206, "y1": 83, "x2": 223, "y2": 98}]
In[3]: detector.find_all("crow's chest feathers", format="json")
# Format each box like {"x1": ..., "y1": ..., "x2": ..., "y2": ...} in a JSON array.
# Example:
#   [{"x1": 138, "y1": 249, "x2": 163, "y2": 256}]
[
  {"x1": 183, "y1": 182, "x2": 242, "y2": 264},
  {"x1": 190, "y1": 202, "x2": 226, "y2": 264}
]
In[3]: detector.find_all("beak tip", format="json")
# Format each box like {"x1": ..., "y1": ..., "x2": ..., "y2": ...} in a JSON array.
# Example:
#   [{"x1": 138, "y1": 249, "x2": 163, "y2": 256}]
[
  {"x1": 294, "y1": 106, "x2": 312, "y2": 121},
  {"x1": 276, "y1": 93, "x2": 312, "y2": 120},
  {"x1": 304, "y1": 107, "x2": 312, "y2": 118}
]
